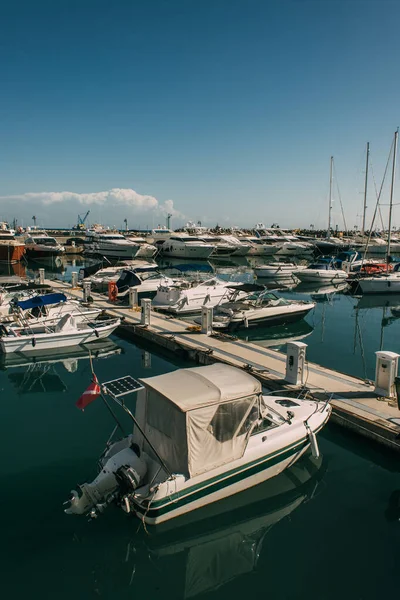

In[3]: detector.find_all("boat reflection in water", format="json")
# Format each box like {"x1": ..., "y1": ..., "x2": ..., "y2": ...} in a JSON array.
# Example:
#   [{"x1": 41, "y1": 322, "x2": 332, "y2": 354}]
[
  {"x1": 115, "y1": 454, "x2": 325, "y2": 598},
  {"x1": 294, "y1": 281, "x2": 348, "y2": 302},
  {"x1": 236, "y1": 319, "x2": 313, "y2": 348},
  {"x1": 255, "y1": 276, "x2": 299, "y2": 291},
  {"x1": 0, "y1": 339, "x2": 123, "y2": 393},
  {"x1": 355, "y1": 293, "x2": 400, "y2": 310}
]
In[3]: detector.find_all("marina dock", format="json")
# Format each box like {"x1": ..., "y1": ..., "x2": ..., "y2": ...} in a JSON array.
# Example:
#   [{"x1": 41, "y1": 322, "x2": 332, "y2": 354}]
[{"x1": 49, "y1": 278, "x2": 400, "y2": 453}]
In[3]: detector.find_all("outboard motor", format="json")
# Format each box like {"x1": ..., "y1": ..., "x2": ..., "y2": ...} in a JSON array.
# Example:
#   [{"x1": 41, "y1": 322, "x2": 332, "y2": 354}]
[{"x1": 65, "y1": 445, "x2": 147, "y2": 518}]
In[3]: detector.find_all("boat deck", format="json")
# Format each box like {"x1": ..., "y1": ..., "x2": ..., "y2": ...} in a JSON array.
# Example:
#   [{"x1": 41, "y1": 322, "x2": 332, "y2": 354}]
[{"x1": 49, "y1": 279, "x2": 400, "y2": 452}]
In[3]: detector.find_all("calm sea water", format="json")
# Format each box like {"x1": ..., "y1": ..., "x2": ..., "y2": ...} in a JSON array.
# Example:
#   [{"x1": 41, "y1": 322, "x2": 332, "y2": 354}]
[{"x1": 1, "y1": 256, "x2": 400, "y2": 599}]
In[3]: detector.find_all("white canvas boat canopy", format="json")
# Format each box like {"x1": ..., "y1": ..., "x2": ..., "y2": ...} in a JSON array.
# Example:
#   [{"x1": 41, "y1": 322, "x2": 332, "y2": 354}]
[{"x1": 138, "y1": 365, "x2": 262, "y2": 478}]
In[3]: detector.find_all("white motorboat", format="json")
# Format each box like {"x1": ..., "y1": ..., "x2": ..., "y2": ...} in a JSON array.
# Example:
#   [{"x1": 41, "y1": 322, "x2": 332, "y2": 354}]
[
  {"x1": 240, "y1": 236, "x2": 281, "y2": 256},
  {"x1": 125, "y1": 236, "x2": 158, "y2": 258},
  {"x1": 295, "y1": 261, "x2": 348, "y2": 283},
  {"x1": 115, "y1": 265, "x2": 176, "y2": 299},
  {"x1": 0, "y1": 313, "x2": 120, "y2": 354},
  {"x1": 152, "y1": 277, "x2": 246, "y2": 314},
  {"x1": 5, "y1": 292, "x2": 102, "y2": 326},
  {"x1": 83, "y1": 265, "x2": 129, "y2": 292},
  {"x1": 82, "y1": 260, "x2": 157, "y2": 292},
  {"x1": 209, "y1": 284, "x2": 315, "y2": 330},
  {"x1": 84, "y1": 230, "x2": 141, "y2": 259},
  {"x1": 160, "y1": 235, "x2": 215, "y2": 259},
  {"x1": 254, "y1": 263, "x2": 305, "y2": 278},
  {"x1": 356, "y1": 266, "x2": 400, "y2": 294},
  {"x1": 254, "y1": 226, "x2": 314, "y2": 256},
  {"x1": 216, "y1": 235, "x2": 251, "y2": 256},
  {"x1": 24, "y1": 232, "x2": 65, "y2": 259},
  {"x1": 198, "y1": 235, "x2": 237, "y2": 257},
  {"x1": 64, "y1": 363, "x2": 331, "y2": 523}
]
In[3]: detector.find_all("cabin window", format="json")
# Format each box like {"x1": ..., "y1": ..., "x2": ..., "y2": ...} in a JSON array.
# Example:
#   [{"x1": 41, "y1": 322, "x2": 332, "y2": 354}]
[{"x1": 207, "y1": 397, "x2": 257, "y2": 442}]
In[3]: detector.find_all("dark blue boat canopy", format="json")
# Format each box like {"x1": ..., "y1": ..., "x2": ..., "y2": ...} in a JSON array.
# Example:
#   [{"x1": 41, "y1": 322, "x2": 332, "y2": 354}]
[{"x1": 16, "y1": 293, "x2": 67, "y2": 310}]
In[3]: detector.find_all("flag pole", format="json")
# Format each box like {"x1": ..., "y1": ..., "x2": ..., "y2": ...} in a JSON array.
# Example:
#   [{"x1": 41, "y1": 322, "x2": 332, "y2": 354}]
[{"x1": 87, "y1": 351, "x2": 126, "y2": 436}]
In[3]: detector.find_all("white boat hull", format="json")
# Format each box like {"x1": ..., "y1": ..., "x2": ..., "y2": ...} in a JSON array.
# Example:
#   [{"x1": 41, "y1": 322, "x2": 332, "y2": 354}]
[
  {"x1": 295, "y1": 269, "x2": 347, "y2": 283},
  {"x1": 213, "y1": 302, "x2": 315, "y2": 330},
  {"x1": 153, "y1": 280, "x2": 242, "y2": 314},
  {"x1": 133, "y1": 405, "x2": 330, "y2": 524},
  {"x1": 254, "y1": 264, "x2": 304, "y2": 278},
  {"x1": 161, "y1": 246, "x2": 214, "y2": 259},
  {"x1": 0, "y1": 320, "x2": 119, "y2": 353},
  {"x1": 358, "y1": 275, "x2": 400, "y2": 294}
]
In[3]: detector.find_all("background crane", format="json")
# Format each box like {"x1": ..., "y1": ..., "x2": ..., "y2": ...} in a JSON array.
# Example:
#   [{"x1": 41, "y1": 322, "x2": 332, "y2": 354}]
[{"x1": 74, "y1": 210, "x2": 90, "y2": 230}]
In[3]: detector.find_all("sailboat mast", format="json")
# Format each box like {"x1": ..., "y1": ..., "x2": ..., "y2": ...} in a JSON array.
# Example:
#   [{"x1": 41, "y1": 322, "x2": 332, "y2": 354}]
[
  {"x1": 327, "y1": 156, "x2": 333, "y2": 241},
  {"x1": 387, "y1": 128, "x2": 398, "y2": 258},
  {"x1": 361, "y1": 142, "x2": 369, "y2": 236}
]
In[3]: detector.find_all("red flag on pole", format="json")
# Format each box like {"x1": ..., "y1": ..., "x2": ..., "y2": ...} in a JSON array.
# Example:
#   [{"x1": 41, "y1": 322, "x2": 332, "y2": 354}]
[{"x1": 76, "y1": 374, "x2": 101, "y2": 410}]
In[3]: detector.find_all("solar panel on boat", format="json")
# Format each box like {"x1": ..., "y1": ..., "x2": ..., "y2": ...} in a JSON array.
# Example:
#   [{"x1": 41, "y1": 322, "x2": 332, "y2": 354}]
[{"x1": 102, "y1": 375, "x2": 143, "y2": 398}]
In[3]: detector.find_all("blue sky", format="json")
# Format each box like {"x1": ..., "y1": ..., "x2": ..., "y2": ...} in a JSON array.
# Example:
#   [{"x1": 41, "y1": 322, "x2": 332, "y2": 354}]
[{"x1": 0, "y1": 0, "x2": 399, "y2": 230}]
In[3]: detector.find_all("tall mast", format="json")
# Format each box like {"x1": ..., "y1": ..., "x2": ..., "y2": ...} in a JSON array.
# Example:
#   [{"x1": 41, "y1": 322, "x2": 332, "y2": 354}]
[
  {"x1": 387, "y1": 128, "x2": 398, "y2": 258},
  {"x1": 361, "y1": 142, "x2": 369, "y2": 236},
  {"x1": 327, "y1": 156, "x2": 333, "y2": 240}
]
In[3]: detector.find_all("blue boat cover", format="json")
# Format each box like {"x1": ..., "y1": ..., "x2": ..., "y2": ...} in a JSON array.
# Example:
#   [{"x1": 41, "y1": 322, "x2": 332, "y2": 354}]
[{"x1": 16, "y1": 293, "x2": 67, "y2": 310}]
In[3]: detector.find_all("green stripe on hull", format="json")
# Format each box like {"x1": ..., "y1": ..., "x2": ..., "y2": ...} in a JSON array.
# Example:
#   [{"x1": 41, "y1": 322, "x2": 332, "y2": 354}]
[{"x1": 134, "y1": 439, "x2": 309, "y2": 518}]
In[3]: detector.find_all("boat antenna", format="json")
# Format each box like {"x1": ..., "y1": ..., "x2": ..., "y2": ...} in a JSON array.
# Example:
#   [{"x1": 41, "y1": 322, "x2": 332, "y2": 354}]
[
  {"x1": 361, "y1": 142, "x2": 370, "y2": 236},
  {"x1": 387, "y1": 127, "x2": 398, "y2": 260}
]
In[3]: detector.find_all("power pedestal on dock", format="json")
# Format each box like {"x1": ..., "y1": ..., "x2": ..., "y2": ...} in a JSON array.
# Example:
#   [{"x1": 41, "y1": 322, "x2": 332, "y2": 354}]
[
  {"x1": 285, "y1": 342, "x2": 307, "y2": 386},
  {"x1": 374, "y1": 351, "x2": 400, "y2": 398},
  {"x1": 83, "y1": 281, "x2": 92, "y2": 303},
  {"x1": 201, "y1": 306, "x2": 213, "y2": 336},
  {"x1": 129, "y1": 288, "x2": 138, "y2": 308},
  {"x1": 141, "y1": 298, "x2": 151, "y2": 326}
]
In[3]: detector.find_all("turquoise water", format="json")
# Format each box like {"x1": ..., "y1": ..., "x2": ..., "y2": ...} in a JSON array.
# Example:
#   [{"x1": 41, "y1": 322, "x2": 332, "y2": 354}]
[{"x1": 1, "y1": 257, "x2": 400, "y2": 599}]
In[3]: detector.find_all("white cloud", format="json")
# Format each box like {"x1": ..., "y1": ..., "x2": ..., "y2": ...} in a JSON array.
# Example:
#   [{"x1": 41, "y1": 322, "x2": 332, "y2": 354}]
[{"x1": 0, "y1": 188, "x2": 184, "y2": 218}]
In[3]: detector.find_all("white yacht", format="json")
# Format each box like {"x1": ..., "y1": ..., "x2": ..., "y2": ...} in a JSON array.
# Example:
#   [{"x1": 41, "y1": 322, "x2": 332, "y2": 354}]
[
  {"x1": 239, "y1": 236, "x2": 280, "y2": 256},
  {"x1": 64, "y1": 363, "x2": 331, "y2": 523},
  {"x1": 125, "y1": 236, "x2": 157, "y2": 258},
  {"x1": 255, "y1": 226, "x2": 314, "y2": 256},
  {"x1": 356, "y1": 264, "x2": 400, "y2": 294},
  {"x1": 115, "y1": 265, "x2": 177, "y2": 299},
  {"x1": 198, "y1": 235, "x2": 237, "y2": 257},
  {"x1": 212, "y1": 235, "x2": 251, "y2": 256},
  {"x1": 210, "y1": 284, "x2": 315, "y2": 330},
  {"x1": 153, "y1": 277, "x2": 246, "y2": 314},
  {"x1": 160, "y1": 234, "x2": 215, "y2": 259},
  {"x1": 254, "y1": 263, "x2": 305, "y2": 278},
  {"x1": 84, "y1": 230, "x2": 140, "y2": 259},
  {"x1": 82, "y1": 260, "x2": 157, "y2": 292},
  {"x1": 295, "y1": 261, "x2": 348, "y2": 283},
  {"x1": 4, "y1": 292, "x2": 102, "y2": 325},
  {"x1": 24, "y1": 232, "x2": 65, "y2": 259},
  {"x1": 0, "y1": 313, "x2": 120, "y2": 354}
]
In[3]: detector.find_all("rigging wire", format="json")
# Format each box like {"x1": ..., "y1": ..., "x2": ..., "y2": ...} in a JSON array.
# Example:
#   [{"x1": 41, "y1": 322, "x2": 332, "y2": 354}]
[
  {"x1": 369, "y1": 160, "x2": 386, "y2": 230},
  {"x1": 332, "y1": 161, "x2": 348, "y2": 233}
]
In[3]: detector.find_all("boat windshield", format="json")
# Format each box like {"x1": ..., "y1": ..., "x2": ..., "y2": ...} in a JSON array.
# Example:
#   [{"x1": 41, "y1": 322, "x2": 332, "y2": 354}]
[{"x1": 30, "y1": 237, "x2": 58, "y2": 246}]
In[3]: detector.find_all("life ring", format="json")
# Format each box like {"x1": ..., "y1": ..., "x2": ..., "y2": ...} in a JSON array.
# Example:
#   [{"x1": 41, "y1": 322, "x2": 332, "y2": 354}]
[{"x1": 108, "y1": 281, "x2": 118, "y2": 302}]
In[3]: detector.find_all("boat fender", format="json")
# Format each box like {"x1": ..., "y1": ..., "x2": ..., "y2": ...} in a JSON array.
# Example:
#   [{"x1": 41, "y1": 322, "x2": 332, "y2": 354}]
[
  {"x1": 94, "y1": 329, "x2": 99, "y2": 338},
  {"x1": 31, "y1": 337, "x2": 36, "y2": 347},
  {"x1": 121, "y1": 496, "x2": 131, "y2": 514},
  {"x1": 305, "y1": 424, "x2": 320, "y2": 459},
  {"x1": 108, "y1": 281, "x2": 118, "y2": 302}
]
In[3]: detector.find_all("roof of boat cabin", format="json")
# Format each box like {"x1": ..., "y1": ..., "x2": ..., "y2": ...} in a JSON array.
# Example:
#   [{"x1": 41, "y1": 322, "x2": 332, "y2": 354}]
[{"x1": 139, "y1": 363, "x2": 261, "y2": 411}]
